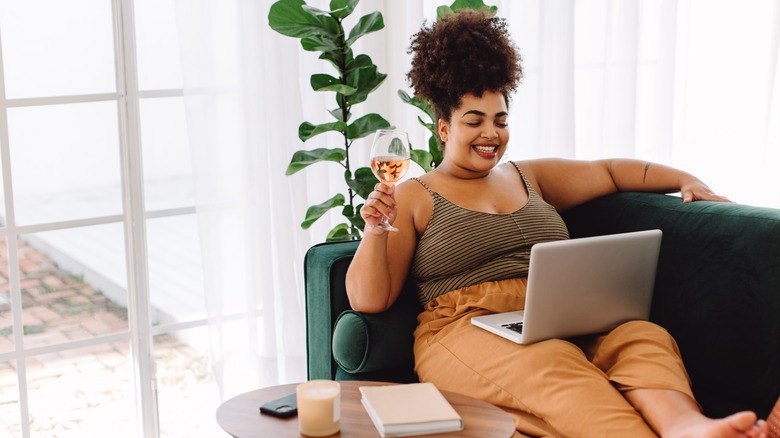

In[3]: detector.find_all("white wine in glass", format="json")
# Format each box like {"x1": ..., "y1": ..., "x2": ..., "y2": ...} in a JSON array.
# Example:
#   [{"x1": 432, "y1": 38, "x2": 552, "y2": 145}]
[{"x1": 367, "y1": 129, "x2": 411, "y2": 232}]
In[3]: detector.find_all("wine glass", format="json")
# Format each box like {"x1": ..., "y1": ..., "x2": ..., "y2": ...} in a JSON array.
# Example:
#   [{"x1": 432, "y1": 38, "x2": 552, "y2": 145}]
[{"x1": 367, "y1": 129, "x2": 411, "y2": 232}]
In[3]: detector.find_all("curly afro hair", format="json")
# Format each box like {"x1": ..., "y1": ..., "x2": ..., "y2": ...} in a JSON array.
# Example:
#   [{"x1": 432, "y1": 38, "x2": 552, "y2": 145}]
[{"x1": 407, "y1": 9, "x2": 522, "y2": 133}]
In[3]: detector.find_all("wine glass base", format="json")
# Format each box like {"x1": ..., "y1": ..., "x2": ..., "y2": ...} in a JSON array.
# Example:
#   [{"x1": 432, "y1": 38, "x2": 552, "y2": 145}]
[{"x1": 365, "y1": 223, "x2": 399, "y2": 232}]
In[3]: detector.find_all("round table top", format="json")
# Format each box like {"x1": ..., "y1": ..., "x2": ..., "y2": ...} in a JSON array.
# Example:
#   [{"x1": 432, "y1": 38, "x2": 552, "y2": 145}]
[{"x1": 216, "y1": 380, "x2": 516, "y2": 437}]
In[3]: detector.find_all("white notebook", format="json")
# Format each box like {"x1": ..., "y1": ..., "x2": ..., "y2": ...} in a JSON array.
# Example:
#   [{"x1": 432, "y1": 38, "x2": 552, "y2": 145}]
[{"x1": 359, "y1": 383, "x2": 463, "y2": 437}]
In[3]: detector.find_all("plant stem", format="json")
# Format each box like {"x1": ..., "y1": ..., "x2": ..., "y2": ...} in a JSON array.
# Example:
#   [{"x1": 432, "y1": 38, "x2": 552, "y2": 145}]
[{"x1": 335, "y1": 17, "x2": 358, "y2": 239}]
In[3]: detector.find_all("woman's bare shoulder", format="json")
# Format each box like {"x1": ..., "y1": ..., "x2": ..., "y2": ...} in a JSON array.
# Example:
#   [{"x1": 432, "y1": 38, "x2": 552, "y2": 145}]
[
  {"x1": 396, "y1": 177, "x2": 433, "y2": 235},
  {"x1": 397, "y1": 177, "x2": 427, "y2": 195}
]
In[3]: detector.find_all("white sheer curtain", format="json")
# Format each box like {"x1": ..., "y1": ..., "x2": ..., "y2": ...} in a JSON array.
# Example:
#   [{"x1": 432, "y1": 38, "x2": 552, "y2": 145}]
[
  {"x1": 174, "y1": 0, "x2": 314, "y2": 399},
  {"x1": 504, "y1": 0, "x2": 780, "y2": 206},
  {"x1": 174, "y1": 0, "x2": 780, "y2": 400}
]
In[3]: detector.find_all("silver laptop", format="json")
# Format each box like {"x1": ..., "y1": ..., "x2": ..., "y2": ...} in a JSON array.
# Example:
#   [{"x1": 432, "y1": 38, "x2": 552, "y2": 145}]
[{"x1": 471, "y1": 229, "x2": 662, "y2": 344}]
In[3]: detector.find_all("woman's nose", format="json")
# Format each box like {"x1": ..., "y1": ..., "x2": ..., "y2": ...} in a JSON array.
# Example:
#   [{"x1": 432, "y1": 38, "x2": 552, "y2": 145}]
[{"x1": 482, "y1": 125, "x2": 498, "y2": 139}]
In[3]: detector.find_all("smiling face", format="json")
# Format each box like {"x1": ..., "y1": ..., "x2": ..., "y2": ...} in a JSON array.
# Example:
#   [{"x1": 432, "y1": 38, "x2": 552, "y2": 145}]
[{"x1": 437, "y1": 91, "x2": 509, "y2": 178}]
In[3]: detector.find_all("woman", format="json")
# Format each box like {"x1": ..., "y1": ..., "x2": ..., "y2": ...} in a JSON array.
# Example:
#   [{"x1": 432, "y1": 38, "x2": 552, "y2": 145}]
[{"x1": 345, "y1": 9, "x2": 768, "y2": 438}]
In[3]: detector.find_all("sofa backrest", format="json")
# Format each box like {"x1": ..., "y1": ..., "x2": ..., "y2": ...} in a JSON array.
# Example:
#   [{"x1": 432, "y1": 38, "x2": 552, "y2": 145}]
[{"x1": 562, "y1": 192, "x2": 780, "y2": 418}]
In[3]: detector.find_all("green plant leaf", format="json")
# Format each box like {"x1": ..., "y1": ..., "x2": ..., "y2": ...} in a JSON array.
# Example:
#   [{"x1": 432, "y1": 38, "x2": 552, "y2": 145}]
[
  {"x1": 397, "y1": 89, "x2": 414, "y2": 104},
  {"x1": 428, "y1": 135, "x2": 443, "y2": 166},
  {"x1": 450, "y1": 0, "x2": 498, "y2": 14},
  {"x1": 345, "y1": 203, "x2": 366, "y2": 230},
  {"x1": 311, "y1": 74, "x2": 357, "y2": 95},
  {"x1": 346, "y1": 65, "x2": 387, "y2": 106},
  {"x1": 341, "y1": 204, "x2": 366, "y2": 231},
  {"x1": 346, "y1": 167, "x2": 379, "y2": 200},
  {"x1": 301, "y1": 194, "x2": 346, "y2": 229},
  {"x1": 346, "y1": 113, "x2": 392, "y2": 140},
  {"x1": 325, "y1": 223, "x2": 353, "y2": 241},
  {"x1": 318, "y1": 51, "x2": 343, "y2": 73},
  {"x1": 346, "y1": 11, "x2": 384, "y2": 45},
  {"x1": 437, "y1": 1, "x2": 497, "y2": 18},
  {"x1": 411, "y1": 149, "x2": 434, "y2": 173},
  {"x1": 329, "y1": 107, "x2": 350, "y2": 122},
  {"x1": 318, "y1": 10, "x2": 342, "y2": 34},
  {"x1": 286, "y1": 148, "x2": 347, "y2": 175},
  {"x1": 298, "y1": 121, "x2": 347, "y2": 141},
  {"x1": 398, "y1": 90, "x2": 435, "y2": 119},
  {"x1": 417, "y1": 116, "x2": 436, "y2": 134},
  {"x1": 345, "y1": 55, "x2": 382, "y2": 105},
  {"x1": 329, "y1": 0, "x2": 359, "y2": 19},
  {"x1": 301, "y1": 35, "x2": 339, "y2": 52},
  {"x1": 436, "y1": 6, "x2": 454, "y2": 18},
  {"x1": 301, "y1": 5, "x2": 330, "y2": 15},
  {"x1": 269, "y1": 0, "x2": 331, "y2": 39},
  {"x1": 346, "y1": 54, "x2": 374, "y2": 74}
]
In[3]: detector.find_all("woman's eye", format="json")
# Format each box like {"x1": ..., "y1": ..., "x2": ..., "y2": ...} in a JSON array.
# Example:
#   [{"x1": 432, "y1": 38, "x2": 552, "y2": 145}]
[
  {"x1": 465, "y1": 121, "x2": 481, "y2": 127},
  {"x1": 496, "y1": 122, "x2": 508, "y2": 128}
]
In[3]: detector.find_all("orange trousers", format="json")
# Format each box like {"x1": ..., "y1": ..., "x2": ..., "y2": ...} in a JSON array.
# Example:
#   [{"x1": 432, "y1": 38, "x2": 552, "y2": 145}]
[{"x1": 413, "y1": 278, "x2": 695, "y2": 438}]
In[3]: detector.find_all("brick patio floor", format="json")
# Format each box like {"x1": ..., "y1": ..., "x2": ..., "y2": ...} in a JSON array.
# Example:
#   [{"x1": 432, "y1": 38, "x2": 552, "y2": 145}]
[{"x1": 0, "y1": 238, "x2": 223, "y2": 437}]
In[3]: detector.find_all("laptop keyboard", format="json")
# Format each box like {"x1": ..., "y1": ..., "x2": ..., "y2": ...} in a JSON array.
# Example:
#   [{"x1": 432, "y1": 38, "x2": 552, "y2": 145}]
[{"x1": 501, "y1": 322, "x2": 524, "y2": 334}]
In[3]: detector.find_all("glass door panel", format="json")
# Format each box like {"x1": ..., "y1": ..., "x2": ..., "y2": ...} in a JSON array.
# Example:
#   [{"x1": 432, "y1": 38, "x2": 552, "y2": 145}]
[
  {"x1": 154, "y1": 329, "x2": 220, "y2": 437},
  {"x1": 134, "y1": 0, "x2": 184, "y2": 91},
  {"x1": 0, "y1": 0, "x2": 116, "y2": 99},
  {"x1": 140, "y1": 97, "x2": 195, "y2": 212},
  {"x1": 25, "y1": 348, "x2": 135, "y2": 437},
  {"x1": 0, "y1": 237, "x2": 11, "y2": 352},
  {"x1": 146, "y1": 215, "x2": 204, "y2": 324},
  {"x1": 0, "y1": 360, "x2": 20, "y2": 436},
  {"x1": 19, "y1": 225, "x2": 129, "y2": 346},
  {"x1": 7, "y1": 102, "x2": 123, "y2": 225}
]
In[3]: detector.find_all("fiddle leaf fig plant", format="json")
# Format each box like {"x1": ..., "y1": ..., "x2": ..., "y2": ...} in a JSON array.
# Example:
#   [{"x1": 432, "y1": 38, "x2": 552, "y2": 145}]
[
  {"x1": 269, "y1": 0, "x2": 397, "y2": 242},
  {"x1": 269, "y1": 0, "x2": 495, "y2": 241}
]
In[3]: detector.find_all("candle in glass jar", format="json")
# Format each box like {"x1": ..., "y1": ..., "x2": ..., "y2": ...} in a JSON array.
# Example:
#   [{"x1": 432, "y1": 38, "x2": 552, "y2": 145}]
[{"x1": 296, "y1": 380, "x2": 341, "y2": 437}]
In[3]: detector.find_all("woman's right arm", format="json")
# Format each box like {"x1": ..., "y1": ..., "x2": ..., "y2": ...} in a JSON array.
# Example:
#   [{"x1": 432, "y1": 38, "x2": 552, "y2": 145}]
[{"x1": 345, "y1": 181, "x2": 418, "y2": 313}]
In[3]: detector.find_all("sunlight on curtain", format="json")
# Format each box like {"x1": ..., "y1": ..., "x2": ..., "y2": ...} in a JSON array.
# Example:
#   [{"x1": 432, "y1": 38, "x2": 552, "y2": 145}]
[
  {"x1": 175, "y1": 0, "x2": 312, "y2": 399},
  {"x1": 672, "y1": 0, "x2": 780, "y2": 206},
  {"x1": 175, "y1": 0, "x2": 780, "y2": 400},
  {"x1": 501, "y1": 0, "x2": 780, "y2": 207}
]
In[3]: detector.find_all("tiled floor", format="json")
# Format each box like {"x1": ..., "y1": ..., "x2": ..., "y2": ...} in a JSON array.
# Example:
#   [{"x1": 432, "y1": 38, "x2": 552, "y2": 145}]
[{"x1": 0, "y1": 237, "x2": 223, "y2": 437}]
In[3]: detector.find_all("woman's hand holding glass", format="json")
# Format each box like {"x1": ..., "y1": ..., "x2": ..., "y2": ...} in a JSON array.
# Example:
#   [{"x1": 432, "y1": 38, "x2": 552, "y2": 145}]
[
  {"x1": 362, "y1": 182, "x2": 398, "y2": 235},
  {"x1": 365, "y1": 130, "x2": 410, "y2": 233}
]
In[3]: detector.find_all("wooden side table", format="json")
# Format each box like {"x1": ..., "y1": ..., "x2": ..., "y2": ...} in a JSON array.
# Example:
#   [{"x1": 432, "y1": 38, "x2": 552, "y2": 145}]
[{"x1": 216, "y1": 380, "x2": 516, "y2": 437}]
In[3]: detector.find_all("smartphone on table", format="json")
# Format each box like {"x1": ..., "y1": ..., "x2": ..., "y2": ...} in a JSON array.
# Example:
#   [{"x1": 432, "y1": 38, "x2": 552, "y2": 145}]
[{"x1": 259, "y1": 392, "x2": 297, "y2": 418}]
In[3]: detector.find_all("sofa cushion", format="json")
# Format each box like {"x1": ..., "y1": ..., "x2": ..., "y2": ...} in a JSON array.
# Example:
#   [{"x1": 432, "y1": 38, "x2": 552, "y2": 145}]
[
  {"x1": 331, "y1": 286, "x2": 421, "y2": 378},
  {"x1": 332, "y1": 311, "x2": 370, "y2": 373}
]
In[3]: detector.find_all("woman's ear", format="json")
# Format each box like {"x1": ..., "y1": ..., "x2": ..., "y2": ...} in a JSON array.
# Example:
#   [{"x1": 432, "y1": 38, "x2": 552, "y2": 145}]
[{"x1": 438, "y1": 118, "x2": 449, "y2": 143}]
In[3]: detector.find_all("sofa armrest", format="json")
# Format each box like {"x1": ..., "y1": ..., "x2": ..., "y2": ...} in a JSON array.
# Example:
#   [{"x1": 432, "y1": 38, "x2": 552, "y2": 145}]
[
  {"x1": 562, "y1": 192, "x2": 780, "y2": 418},
  {"x1": 304, "y1": 240, "x2": 359, "y2": 380},
  {"x1": 304, "y1": 240, "x2": 422, "y2": 383}
]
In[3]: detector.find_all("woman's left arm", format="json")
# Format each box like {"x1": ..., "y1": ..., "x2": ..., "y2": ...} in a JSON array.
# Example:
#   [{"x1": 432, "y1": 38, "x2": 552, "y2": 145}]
[{"x1": 521, "y1": 158, "x2": 732, "y2": 212}]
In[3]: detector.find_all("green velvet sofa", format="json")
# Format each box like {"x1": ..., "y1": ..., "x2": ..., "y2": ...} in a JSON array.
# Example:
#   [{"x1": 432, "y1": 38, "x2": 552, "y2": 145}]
[{"x1": 304, "y1": 192, "x2": 780, "y2": 419}]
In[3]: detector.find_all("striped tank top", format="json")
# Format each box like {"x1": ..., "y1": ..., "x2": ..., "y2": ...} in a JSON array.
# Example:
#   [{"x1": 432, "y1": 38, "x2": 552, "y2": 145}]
[{"x1": 411, "y1": 163, "x2": 569, "y2": 306}]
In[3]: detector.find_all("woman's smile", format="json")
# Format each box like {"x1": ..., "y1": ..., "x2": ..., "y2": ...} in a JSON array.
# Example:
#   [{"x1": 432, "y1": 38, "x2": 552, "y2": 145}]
[{"x1": 473, "y1": 144, "x2": 499, "y2": 158}]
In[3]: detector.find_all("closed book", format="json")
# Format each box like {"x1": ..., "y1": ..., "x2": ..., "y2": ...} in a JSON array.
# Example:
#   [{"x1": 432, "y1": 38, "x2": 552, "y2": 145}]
[{"x1": 359, "y1": 382, "x2": 464, "y2": 437}]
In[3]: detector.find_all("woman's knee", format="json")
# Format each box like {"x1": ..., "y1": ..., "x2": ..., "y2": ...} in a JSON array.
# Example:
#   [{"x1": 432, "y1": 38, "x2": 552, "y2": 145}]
[
  {"x1": 612, "y1": 320, "x2": 678, "y2": 348},
  {"x1": 616, "y1": 319, "x2": 668, "y2": 334}
]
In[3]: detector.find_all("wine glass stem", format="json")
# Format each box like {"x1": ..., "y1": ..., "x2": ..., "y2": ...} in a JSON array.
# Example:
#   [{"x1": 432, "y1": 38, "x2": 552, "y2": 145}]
[{"x1": 381, "y1": 181, "x2": 394, "y2": 223}]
